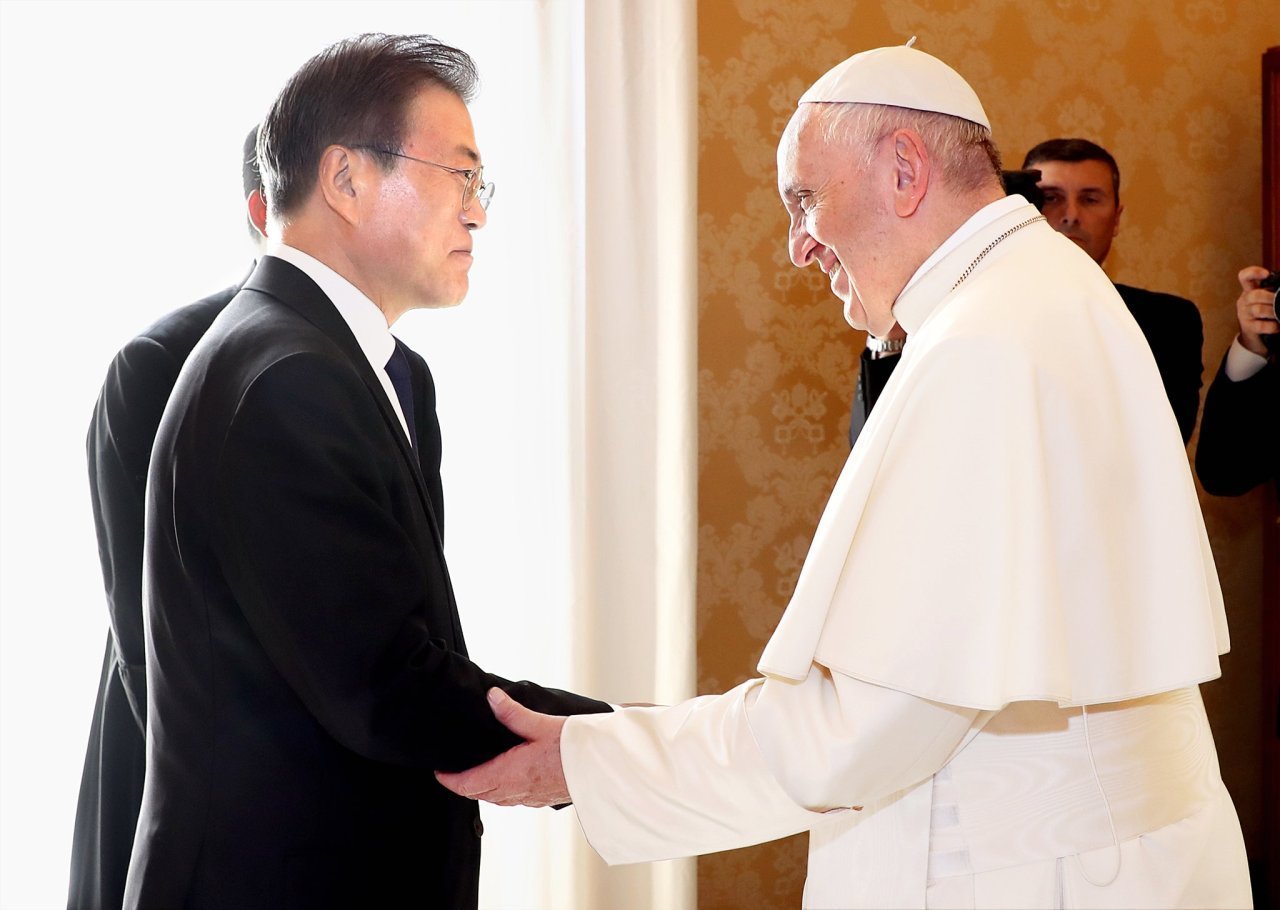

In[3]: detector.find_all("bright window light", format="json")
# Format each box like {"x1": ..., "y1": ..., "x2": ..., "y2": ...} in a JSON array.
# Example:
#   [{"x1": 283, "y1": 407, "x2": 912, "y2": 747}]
[{"x1": 1, "y1": 3, "x2": 579, "y2": 907}]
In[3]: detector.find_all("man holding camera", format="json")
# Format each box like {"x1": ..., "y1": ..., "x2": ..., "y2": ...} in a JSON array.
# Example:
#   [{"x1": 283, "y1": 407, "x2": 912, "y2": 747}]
[{"x1": 1196, "y1": 266, "x2": 1279, "y2": 495}]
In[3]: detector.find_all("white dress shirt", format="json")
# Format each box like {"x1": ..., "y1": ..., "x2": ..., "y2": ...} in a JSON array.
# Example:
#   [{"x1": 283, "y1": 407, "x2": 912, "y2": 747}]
[{"x1": 1224, "y1": 335, "x2": 1268, "y2": 382}]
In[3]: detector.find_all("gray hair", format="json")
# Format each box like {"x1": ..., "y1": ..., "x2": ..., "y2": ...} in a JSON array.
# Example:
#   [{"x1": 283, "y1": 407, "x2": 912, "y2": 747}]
[{"x1": 809, "y1": 102, "x2": 1002, "y2": 193}]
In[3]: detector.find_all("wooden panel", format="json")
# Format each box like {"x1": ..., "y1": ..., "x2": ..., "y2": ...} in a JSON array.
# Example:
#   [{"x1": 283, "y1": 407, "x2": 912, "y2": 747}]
[
  {"x1": 1265, "y1": 48, "x2": 1279, "y2": 266},
  {"x1": 1260, "y1": 42, "x2": 1279, "y2": 910}
]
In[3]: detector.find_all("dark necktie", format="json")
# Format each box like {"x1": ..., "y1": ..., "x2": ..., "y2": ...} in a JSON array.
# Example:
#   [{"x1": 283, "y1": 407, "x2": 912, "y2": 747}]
[{"x1": 384, "y1": 343, "x2": 417, "y2": 447}]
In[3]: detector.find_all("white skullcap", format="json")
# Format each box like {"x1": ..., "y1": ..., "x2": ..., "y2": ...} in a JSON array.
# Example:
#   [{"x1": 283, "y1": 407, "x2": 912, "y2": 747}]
[{"x1": 799, "y1": 37, "x2": 990, "y2": 130}]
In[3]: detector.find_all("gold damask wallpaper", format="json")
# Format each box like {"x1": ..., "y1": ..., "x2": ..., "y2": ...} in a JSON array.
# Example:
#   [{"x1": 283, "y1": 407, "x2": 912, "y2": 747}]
[{"x1": 695, "y1": 1, "x2": 1278, "y2": 906}]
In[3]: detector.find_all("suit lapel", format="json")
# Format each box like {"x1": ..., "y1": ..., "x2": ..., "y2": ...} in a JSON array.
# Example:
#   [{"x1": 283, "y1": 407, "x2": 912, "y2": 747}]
[{"x1": 241, "y1": 257, "x2": 447, "y2": 554}]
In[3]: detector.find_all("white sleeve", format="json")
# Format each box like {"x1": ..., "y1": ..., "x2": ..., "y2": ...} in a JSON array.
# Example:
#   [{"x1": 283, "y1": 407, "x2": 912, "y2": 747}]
[
  {"x1": 560, "y1": 663, "x2": 984, "y2": 865},
  {"x1": 1224, "y1": 336, "x2": 1269, "y2": 382}
]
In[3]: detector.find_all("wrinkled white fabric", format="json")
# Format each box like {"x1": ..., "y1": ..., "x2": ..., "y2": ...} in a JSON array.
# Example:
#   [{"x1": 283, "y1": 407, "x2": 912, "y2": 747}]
[
  {"x1": 560, "y1": 197, "x2": 1247, "y2": 908},
  {"x1": 565, "y1": 676, "x2": 1250, "y2": 908},
  {"x1": 760, "y1": 200, "x2": 1228, "y2": 708},
  {"x1": 563, "y1": 667, "x2": 980, "y2": 866}
]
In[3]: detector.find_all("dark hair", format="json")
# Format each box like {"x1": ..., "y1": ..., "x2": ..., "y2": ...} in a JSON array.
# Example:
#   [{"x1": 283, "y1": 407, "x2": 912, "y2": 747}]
[
  {"x1": 258, "y1": 33, "x2": 478, "y2": 217},
  {"x1": 242, "y1": 125, "x2": 263, "y2": 242},
  {"x1": 1021, "y1": 138, "x2": 1120, "y2": 204},
  {"x1": 242, "y1": 124, "x2": 262, "y2": 198}
]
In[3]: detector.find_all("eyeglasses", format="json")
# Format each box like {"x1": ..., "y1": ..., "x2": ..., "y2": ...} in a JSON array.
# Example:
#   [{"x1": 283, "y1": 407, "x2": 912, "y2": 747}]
[{"x1": 354, "y1": 146, "x2": 495, "y2": 211}]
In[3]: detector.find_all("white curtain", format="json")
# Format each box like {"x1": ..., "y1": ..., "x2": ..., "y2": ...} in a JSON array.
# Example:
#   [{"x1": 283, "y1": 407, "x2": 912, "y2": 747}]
[
  {"x1": 551, "y1": 1, "x2": 699, "y2": 907},
  {"x1": 414, "y1": 2, "x2": 698, "y2": 906}
]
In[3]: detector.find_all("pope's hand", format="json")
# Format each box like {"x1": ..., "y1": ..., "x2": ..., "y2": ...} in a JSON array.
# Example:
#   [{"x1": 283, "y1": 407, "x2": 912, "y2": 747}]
[{"x1": 436, "y1": 688, "x2": 570, "y2": 807}]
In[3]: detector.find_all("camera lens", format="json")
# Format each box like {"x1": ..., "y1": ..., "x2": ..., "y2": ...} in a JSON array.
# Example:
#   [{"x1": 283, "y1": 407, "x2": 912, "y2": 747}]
[
  {"x1": 1266, "y1": 284, "x2": 1279, "y2": 355},
  {"x1": 1260, "y1": 271, "x2": 1280, "y2": 354}
]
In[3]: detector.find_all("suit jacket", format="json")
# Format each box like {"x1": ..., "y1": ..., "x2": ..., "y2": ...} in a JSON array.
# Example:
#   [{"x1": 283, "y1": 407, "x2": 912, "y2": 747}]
[
  {"x1": 72, "y1": 275, "x2": 456, "y2": 910},
  {"x1": 71, "y1": 281, "x2": 242, "y2": 910},
  {"x1": 848, "y1": 282, "x2": 1204, "y2": 448},
  {"x1": 124, "y1": 256, "x2": 607, "y2": 910},
  {"x1": 1114, "y1": 283, "x2": 1203, "y2": 444},
  {"x1": 1195, "y1": 354, "x2": 1278, "y2": 495}
]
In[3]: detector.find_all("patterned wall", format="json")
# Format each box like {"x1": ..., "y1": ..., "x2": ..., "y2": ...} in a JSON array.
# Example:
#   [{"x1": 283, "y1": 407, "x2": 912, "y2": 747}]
[{"x1": 695, "y1": 1, "x2": 1278, "y2": 905}]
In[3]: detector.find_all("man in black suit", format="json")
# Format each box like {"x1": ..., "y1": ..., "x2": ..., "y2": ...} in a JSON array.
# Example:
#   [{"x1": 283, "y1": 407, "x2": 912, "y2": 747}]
[
  {"x1": 69, "y1": 127, "x2": 268, "y2": 910},
  {"x1": 849, "y1": 139, "x2": 1204, "y2": 447},
  {"x1": 1196, "y1": 265, "x2": 1278, "y2": 494},
  {"x1": 123, "y1": 34, "x2": 609, "y2": 910}
]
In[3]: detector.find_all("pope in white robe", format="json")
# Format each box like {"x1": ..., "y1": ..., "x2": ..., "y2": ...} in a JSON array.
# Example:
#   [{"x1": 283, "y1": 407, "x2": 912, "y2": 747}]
[{"x1": 438, "y1": 42, "x2": 1252, "y2": 909}]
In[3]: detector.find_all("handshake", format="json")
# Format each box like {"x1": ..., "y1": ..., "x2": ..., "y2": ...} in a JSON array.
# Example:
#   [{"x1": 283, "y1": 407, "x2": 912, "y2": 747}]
[
  {"x1": 437, "y1": 688, "x2": 575, "y2": 807},
  {"x1": 437, "y1": 690, "x2": 660, "y2": 807}
]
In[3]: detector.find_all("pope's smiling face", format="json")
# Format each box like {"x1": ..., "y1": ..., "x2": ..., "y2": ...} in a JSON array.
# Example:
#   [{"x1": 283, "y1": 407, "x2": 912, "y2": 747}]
[{"x1": 777, "y1": 106, "x2": 900, "y2": 337}]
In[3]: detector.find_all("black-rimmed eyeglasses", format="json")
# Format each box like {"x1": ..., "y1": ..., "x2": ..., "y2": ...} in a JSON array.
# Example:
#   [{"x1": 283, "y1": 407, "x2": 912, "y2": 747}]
[{"x1": 354, "y1": 146, "x2": 495, "y2": 211}]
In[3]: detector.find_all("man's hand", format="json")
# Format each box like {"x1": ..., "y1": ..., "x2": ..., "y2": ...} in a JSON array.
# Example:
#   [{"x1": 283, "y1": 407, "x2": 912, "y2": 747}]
[
  {"x1": 436, "y1": 688, "x2": 570, "y2": 807},
  {"x1": 1235, "y1": 265, "x2": 1277, "y2": 356}
]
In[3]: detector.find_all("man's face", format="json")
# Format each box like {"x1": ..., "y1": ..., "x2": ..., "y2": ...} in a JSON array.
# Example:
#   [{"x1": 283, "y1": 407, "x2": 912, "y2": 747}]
[
  {"x1": 777, "y1": 108, "x2": 898, "y2": 335},
  {"x1": 355, "y1": 85, "x2": 487, "y2": 313},
  {"x1": 1034, "y1": 159, "x2": 1122, "y2": 266}
]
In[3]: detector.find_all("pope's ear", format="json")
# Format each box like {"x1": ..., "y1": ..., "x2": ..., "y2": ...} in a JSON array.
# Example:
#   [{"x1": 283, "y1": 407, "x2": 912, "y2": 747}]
[
  {"x1": 891, "y1": 128, "x2": 929, "y2": 217},
  {"x1": 316, "y1": 145, "x2": 364, "y2": 225}
]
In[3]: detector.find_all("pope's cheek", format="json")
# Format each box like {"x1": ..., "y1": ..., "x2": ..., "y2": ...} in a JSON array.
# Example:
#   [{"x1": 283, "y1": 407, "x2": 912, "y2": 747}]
[
  {"x1": 840, "y1": 273, "x2": 870, "y2": 328},
  {"x1": 832, "y1": 268, "x2": 853, "y2": 302},
  {"x1": 842, "y1": 297, "x2": 868, "y2": 330}
]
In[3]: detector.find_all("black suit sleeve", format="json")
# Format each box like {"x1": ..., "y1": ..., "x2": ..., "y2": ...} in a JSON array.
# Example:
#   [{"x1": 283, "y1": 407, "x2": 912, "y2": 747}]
[
  {"x1": 212, "y1": 352, "x2": 606, "y2": 774},
  {"x1": 399, "y1": 348, "x2": 600, "y2": 722},
  {"x1": 1195, "y1": 356, "x2": 1278, "y2": 495},
  {"x1": 1158, "y1": 299, "x2": 1204, "y2": 444},
  {"x1": 86, "y1": 336, "x2": 182, "y2": 731}
]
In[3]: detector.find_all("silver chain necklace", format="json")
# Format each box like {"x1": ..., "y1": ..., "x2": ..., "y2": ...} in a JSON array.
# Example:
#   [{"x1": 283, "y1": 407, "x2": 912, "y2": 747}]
[{"x1": 950, "y1": 215, "x2": 1046, "y2": 292}]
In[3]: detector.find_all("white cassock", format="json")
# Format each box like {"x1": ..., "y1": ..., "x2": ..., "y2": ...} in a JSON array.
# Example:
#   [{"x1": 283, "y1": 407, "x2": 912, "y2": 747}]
[{"x1": 560, "y1": 197, "x2": 1253, "y2": 909}]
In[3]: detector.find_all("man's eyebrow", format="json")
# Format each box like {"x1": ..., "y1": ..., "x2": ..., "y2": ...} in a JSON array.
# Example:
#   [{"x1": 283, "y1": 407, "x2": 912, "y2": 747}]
[
  {"x1": 455, "y1": 144, "x2": 480, "y2": 164},
  {"x1": 1039, "y1": 181, "x2": 1107, "y2": 195}
]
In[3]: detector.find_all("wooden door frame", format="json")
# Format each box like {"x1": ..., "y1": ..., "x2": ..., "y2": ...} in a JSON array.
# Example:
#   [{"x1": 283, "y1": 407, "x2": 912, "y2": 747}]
[{"x1": 1260, "y1": 43, "x2": 1279, "y2": 909}]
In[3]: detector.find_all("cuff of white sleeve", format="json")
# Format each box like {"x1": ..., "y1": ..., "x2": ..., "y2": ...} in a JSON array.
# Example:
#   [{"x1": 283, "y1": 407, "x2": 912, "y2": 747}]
[{"x1": 1225, "y1": 336, "x2": 1268, "y2": 382}]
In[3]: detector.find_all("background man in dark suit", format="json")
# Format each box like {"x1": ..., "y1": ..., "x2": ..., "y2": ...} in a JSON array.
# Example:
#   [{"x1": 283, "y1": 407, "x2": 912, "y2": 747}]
[
  {"x1": 123, "y1": 34, "x2": 608, "y2": 910},
  {"x1": 1196, "y1": 265, "x2": 1278, "y2": 494},
  {"x1": 1025, "y1": 138, "x2": 1203, "y2": 443},
  {"x1": 849, "y1": 138, "x2": 1204, "y2": 448},
  {"x1": 69, "y1": 126, "x2": 268, "y2": 910}
]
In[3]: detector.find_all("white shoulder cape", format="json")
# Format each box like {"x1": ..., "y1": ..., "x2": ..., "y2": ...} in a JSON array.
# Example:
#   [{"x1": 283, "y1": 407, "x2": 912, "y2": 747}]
[{"x1": 758, "y1": 202, "x2": 1228, "y2": 709}]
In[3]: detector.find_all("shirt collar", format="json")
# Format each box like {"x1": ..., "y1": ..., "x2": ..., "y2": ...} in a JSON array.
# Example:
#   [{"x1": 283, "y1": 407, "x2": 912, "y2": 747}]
[
  {"x1": 893, "y1": 194, "x2": 1034, "y2": 335},
  {"x1": 268, "y1": 243, "x2": 395, "y2": 371}
]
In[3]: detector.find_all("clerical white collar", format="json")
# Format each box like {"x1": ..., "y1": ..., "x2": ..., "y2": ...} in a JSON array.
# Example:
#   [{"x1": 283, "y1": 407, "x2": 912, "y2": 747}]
[
  {"x1": 267, "y1": 243, "x2": 395, "y2": 375},
  {"x1": 892, "y1": 194, "x2": 1032, "y2": 335}
]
